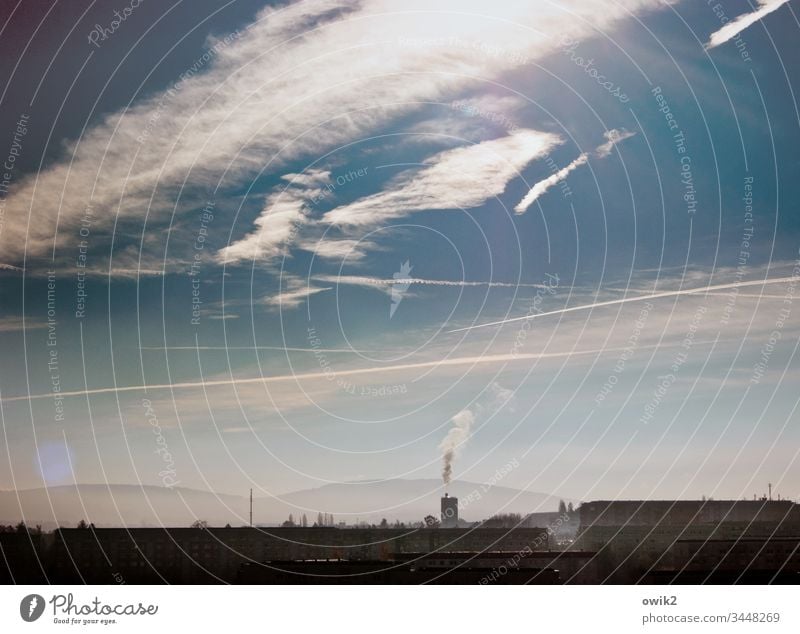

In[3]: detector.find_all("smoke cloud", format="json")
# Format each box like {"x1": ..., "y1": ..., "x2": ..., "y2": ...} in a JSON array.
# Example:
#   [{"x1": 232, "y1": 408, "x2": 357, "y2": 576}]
[
  {"x1": 439, "y1": 383, "x2": 514, "y2": 486},
  {"x1": 440, "y1": 410, "x2": 475, "y2": 487}
]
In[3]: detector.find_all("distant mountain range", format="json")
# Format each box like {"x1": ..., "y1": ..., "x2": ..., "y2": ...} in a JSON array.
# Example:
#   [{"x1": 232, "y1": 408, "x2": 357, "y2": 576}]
[{"x1": 0, "y1": 480, "x2": 569, "y2": 528}]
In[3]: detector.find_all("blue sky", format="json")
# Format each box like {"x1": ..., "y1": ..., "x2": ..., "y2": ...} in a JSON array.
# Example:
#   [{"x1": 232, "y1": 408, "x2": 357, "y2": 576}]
[{"x1": 0, "y1": 0, "x2": 799, "y2": 513}]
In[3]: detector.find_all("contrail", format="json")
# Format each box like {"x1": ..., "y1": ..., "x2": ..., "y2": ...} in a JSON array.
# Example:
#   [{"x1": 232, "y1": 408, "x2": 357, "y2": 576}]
[
  {"x1": 1, "y1": 343, "x2": 684, "y2": 404},
  {"x1": 514, "y1": 129, "x2": 635, "y2": 214},
  {"x1": 706, "y1": 0, "x2": 790, "y2": 49},
  {"x1": 140, "y1": 345, "x2": 401, "y2": 354},
  {"x1": 315, "y1": 274, "x2": 549, "y2": 288},
  {"x1": 447, "y1": 276, "x2": 798, "y2": 333},
  {"x1": 515, "y1": 153, "x2": 589, "y2": 214}
]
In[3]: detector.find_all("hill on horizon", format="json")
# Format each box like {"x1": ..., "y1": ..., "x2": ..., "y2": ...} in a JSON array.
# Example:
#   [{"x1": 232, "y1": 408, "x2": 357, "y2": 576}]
[{"x1": 0, "y1": 479, "x2": 569, "y2": 528}]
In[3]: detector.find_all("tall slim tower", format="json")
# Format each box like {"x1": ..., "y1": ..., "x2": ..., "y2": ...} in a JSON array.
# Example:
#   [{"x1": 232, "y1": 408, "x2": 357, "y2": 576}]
[
  {"x1": 249, "y1": 488, "x2": 253, "y2": 527},
  {"x1": 441, "y1": 493, "x2": 459, "y2": 528}
]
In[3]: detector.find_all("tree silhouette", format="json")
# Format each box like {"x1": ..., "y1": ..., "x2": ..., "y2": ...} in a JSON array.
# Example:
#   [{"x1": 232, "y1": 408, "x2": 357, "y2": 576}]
[{"x1": 484, "y1": 513, "x2": 522, "y2": 528}]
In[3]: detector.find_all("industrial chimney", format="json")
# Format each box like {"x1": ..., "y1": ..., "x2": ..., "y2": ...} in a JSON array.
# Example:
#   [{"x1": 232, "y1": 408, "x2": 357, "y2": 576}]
[{"x1": 441, "y1": 493, "x2": 459, "y2": 528}]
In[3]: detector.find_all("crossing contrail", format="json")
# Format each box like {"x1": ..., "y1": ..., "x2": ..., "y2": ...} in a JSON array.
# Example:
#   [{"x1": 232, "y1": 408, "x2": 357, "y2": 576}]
[
  {"x1": 1, "y1": 342, "x2": 688, "y2": 404},
  {"x1": 447, "y1": 276, "x2": 798, "y2": 333}
]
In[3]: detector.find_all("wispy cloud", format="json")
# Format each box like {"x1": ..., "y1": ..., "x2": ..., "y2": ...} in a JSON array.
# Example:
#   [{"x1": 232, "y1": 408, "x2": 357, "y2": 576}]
[
  {"x1": 325, "y1": 129, "x2": 562, "y2": 227},
  {"x1": 514, "y1": 129, "x2": 635, "y2": 214},
  {"x1": 259, "y1": 275, "x2": 332, "y2": 310},
  {"x1": 300, "y1": 238, "x2": 379, "y2": 262},
  {"x1": 706, "y1": 0, "x2": 791, "y2": 49},
  {"x1": 216, "y1": 186, "x2": 311, "y2": 264},
  {"x1": 0, "y1": 0, "x2": 671, "y2": 270},
  {"x1": 0, "y1": 317, "x2": 47, "y2": 332}
]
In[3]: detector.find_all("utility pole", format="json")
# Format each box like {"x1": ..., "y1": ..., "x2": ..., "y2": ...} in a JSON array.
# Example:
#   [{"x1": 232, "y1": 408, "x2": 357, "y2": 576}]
[{"x1": 249, "y1": 488, "x2": 253, "y2": 527}]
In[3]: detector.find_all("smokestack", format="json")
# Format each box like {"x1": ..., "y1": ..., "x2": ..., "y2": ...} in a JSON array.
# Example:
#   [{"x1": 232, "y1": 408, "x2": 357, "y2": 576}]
[{"x1": 441, "y1": 494, "x2": 459, "y2": 528}]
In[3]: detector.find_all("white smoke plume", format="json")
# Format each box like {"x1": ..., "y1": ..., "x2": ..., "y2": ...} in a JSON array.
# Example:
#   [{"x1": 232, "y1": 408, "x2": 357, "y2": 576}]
[
  {"x1": 439, "y1": 383, "x2": 514, "y2": 486},
  {"x1": 439, "y1": 409, "x2": 475, "y2": 487}
]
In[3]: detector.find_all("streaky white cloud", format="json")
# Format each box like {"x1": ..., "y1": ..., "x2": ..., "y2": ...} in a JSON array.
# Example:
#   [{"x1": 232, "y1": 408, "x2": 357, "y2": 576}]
[
  {"x1": 0, "y1": 0, "x2": 672, "y2": 269},
  {"x1": 301, "y1": 238, "x2": 378, "y2": 262},
  {"x1": 281, "y1": 169, "x2": 332, "y2": 188},
  {"x1": 404, "y1": 94, "x2": 527, "y2": 146},
  {"x1": 706, "y1": 0, "x2": 790, "y2": 49},
  {"x1": 0, "y1": 316, "x2": 46, "y2": 332},
  {"x1": 514, "y1": 128, "x2": 635, "y2": 214},
  {"x1": 324, "y1": 129, "x2": 562, "y2": 227},
  {"x1": 595, "y1": 128, "x2": 636, "y2": 158},
  {"x1": 217, "y1": 187, "x2": 311, "y2": 264},
  {"x1": 259, "y1": 275, "x2": 332, "y2": 310}
]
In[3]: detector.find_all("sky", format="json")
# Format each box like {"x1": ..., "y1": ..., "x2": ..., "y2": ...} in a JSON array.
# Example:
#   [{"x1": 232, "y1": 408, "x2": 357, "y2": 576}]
[{"x1": 0, "y1": 0, "x2": 799, "y2": 520}]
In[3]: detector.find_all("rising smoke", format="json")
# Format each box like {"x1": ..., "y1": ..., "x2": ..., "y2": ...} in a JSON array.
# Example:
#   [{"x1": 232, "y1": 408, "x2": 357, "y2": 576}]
[
  {"x1": 440, "y1": 410, "x2": 475, "y2": 486},
  {"x1": 439, "y1": 383, "x2": 514, "y2": 486}
]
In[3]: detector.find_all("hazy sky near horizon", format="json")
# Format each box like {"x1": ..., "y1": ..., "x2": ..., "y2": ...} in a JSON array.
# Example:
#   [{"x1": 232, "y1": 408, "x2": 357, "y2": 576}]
[{"x1": 1, "y1": 0, "x2": 799, "y2": 517}]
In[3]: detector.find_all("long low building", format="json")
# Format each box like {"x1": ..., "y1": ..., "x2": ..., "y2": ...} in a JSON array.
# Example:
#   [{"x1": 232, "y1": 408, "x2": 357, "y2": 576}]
[
  {"x1": 236, "y1": 550, "x2": 602, "y2": 584},
  {"x1": 237, "y1": 558, "x2": 562, "y2": 584},
  {"x1": 574, "y1": 500, "x2": 800, "y2": 583},
  {"x1": 32, "y1": 526, "x2": 550, "y2": 583}
]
